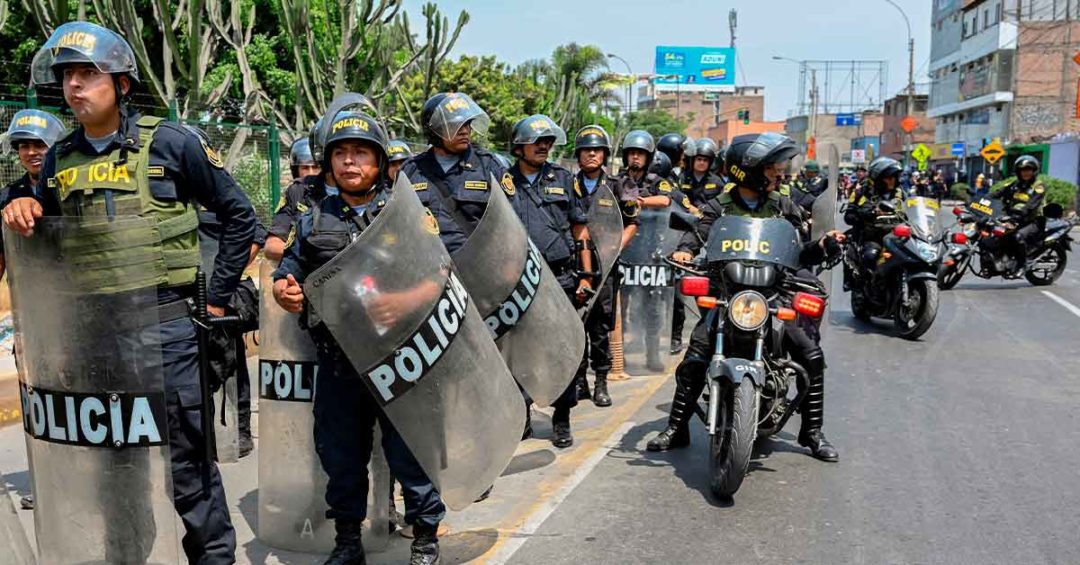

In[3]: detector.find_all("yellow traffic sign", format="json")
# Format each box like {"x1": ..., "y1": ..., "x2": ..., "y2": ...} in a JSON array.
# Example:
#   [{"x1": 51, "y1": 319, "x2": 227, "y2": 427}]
[
  {"x1": 980, "y1": 140, "x2": 1006, "y2": 164},
  {"x1": 911, "y1": 143, "x2": 932, "y2": 163}
]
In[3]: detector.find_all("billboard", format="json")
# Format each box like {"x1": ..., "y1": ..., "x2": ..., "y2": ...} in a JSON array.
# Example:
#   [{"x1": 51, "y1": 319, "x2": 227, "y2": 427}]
[{"x1": 654, "y1": 46, "x2": 736, "y2": 91}]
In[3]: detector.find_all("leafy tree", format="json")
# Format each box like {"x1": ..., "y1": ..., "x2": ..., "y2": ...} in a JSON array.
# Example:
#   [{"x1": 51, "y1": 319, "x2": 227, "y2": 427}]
[{"x1": 624, "y1": 109, "x2": 687, "y2": 142}]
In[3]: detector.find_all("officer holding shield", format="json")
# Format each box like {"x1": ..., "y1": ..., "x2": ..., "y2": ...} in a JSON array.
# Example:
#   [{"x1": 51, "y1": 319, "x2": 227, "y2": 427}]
[
  {"x1": 3, "y1": 22, "x2": 253, "y2": 561},
  {"x1": 265, "y1": 126, "x2": 337, "y2": 260},
  {"x1": 272, "y1": 109, "x2": 445, "y2": 565}
]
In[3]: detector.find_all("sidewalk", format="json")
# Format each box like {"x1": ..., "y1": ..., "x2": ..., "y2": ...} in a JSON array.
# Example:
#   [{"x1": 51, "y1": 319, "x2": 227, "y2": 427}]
[{"x1": 1, "y1": 355, "x2": 676, "y2": 564}]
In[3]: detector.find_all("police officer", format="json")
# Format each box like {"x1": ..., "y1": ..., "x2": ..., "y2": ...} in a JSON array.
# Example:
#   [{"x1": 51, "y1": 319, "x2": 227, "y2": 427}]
[
  {"x1": 681, "y1": 137, "x2": 724, "y2": 208},
  {"x1": 571, "y1": 125, "x2": 640, "y2": 407},
  {"x1": 399, "y1": 92, "x2": 513, "y2": 254},
  {"x1": 799, "y1": 160, "x2": 827, "y2": 196},
  {"x1": 0, "y1": 109, "x2": 65, "y2": 280},
  {"x1": 272, "y1": 109, "x2": 445, "y2": 565},
  {"x1": 3, "y1": 22, "x2": 252, "y2": 561},
  {"x1": 649, "y1": 149, "x2": 698, "y2": 356},
  {"x1": 656, "y1": 132, "x2": 686, "y2": 178},
  {"x1": 991, "y1": 155, "x2": 1046, "y2": 274},
  {"x1": 291, "y1": 137, "x2": 321, "y2": 180},
  {"x1": 613, "y1": 130, "x2": 673, "y2": 371},
  {"x1": 266, "y1": 123, "x2": 343, "y2": 260},
  {"x1": 508, "y1": 114, "x2": 590, "y2": 447},
  {"x1": 844, "y1": 157, "x2": 903, "y2": 284},
  {"x1": 649, "y1": 133, "x2": 842, "y2": 462},
  {"x1": 387, "y1": 139, "x2": 413, "y2": 182}
]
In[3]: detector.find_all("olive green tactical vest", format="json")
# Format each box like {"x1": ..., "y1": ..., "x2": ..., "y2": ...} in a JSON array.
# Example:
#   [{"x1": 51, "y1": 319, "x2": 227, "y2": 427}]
[
  {"x1": 50, "y1": 116, "x2": 200, "y2": 292},
  {"x1": 715, "y1": 186, "x2": 783, "y2": 219}
]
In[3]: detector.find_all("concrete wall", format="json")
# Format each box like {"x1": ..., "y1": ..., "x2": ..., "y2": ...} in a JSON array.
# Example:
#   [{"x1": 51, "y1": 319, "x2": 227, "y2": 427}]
[{"x1": 1010, "y1": 21, "x2": 1080, "y2": 143}]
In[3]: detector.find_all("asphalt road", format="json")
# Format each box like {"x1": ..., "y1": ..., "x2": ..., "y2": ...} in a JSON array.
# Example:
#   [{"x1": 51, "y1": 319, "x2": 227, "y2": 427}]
[{"x1": 504, "y1": 246, "x2": 1080, "y2": 565}]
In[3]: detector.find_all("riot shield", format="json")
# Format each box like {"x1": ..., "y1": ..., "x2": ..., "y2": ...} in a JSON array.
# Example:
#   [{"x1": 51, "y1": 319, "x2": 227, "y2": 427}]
[
  {"x1": 257, "y1": 259, "x2": 390, "y2": 553},
  {"x1": 304, "y1": 184, "x2": 523, "y2": 510},
  {"x1": 5, "y1": 217, "x2": 181, "y2": 563},
  {"x1": 584, "y1": 184, "x2": 625, "y2": 316},
  {"x1": 618, "y1": 208, "x2": 681, "y2": 373},
  {"x1": 453, "y1": 176, "x2": 584, "y2": 407},
  {"x1": 197, "y1": 223, "x2": 239, "y2": 463},
  {"x1": 812, "y1": 144, "x2": 840, "y2": 241}
]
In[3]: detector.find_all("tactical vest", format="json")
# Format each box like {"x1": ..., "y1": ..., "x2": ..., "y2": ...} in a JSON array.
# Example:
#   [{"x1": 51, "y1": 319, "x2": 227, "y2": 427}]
[
  {"x1": 300, "y1": 194, "x2": 386, "y2": 274},
  {"x1": 714, "y1": 187, "x2": 783, "y2": 219},
  {"x1": 52, "y1": 116, "x2": 200, "y2": 292}
]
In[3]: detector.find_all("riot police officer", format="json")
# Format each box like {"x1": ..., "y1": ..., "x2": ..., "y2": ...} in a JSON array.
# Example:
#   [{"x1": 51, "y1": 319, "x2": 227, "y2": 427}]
[
  {"x1": 272, "y1": 109, "x2": 446, "y2": 565},
  {"x1": 844, "y1": 157, "x2": 903, "y2": 284},
  {"x1": 681, "y1": 137, "x2": 725, "y2": 208},
  {"x1": 991, "y1": 155, "x2": 1046, "y2": 273},
  {"x1": 291, "y1": 137, "x2": 321, "y2": 180},
  {"x1": 387, "y1": 139, "x2": 414, "y2": 182},
  {"x1": 509, "y1": 114, "x2": 590, "y2": 447},
  {"x1": 650, "y1": 132, "x2": 842, "y2": 462},
  {"x1": 657, "y1": 132, "x2": 686, "y2": 178},
  {"x1": 3, "y1": 22, "x2": 252, "y2": 561},
  {"x1": 266, "y1": 128, "x2": 338, "y2": 260},
  {"x1": 613, "y1": 130, "x2": 673, "y2": 371},
  {"x1": 399, "y1": 92, "x2": 514, "y2": 254},
  {"x1": 0, "y1": 109, "x2": 65, "y2": 280}
]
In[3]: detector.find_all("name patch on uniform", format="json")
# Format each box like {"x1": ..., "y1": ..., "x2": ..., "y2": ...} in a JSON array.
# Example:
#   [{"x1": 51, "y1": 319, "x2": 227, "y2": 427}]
[
  {"x1": 705, "y1": 183, "x2": 717, "y2": 189},
  {"x1": 260, "y1": 360, "x2": 317, "y2": 402},
  {"x1": 464, "y1": 181, "x2": 488, "y2": 191},
  {"x1": 412, "y1": 182, "x2": 429, "y2": 191},
  {"x1": 1015, "y1": 192, "x2": 1030, "y2": 202},
  {"x1": 485, "y1": 241, "x2": 543, "y2": 339},
  {"x1": 618, "y1": 263, "x2": 672, "y2": 288},
  {"x1": 598, "y1": 198, "x2": 615, "y2": 207},
  {"x1": 147, "y1": 165, "x2": 166, "y2": 178},
  {"x1": 545, "y1": 186, "x2": 565, "y2": 196},
  {"x1": 20, "y1": 383, "x2": 167, "y2": 448},
  {"x1": 364, "y1": 271, "x2": 470, "y2": 405}
]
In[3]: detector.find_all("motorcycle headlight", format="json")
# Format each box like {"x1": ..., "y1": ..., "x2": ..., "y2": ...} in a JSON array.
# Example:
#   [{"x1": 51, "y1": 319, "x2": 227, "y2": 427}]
[
  {"x1": 727, "y1": 290, "x2": 769, "y2": 331},
  {"x1": 915, "y1": 241, "x2": 939, "y2": 262}
]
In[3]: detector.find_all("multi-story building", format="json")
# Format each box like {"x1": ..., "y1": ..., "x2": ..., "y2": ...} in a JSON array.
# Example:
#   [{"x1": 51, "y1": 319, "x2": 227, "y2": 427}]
[
  {"x1": 784, "y1": 111, "x2": 884, "y2": 166},
  {"x1": 881, "y1": 92, "x2": 936, "y2": 160},
  {"x1": 636, "y1": 84, "x2": 766, "y2": 139}
]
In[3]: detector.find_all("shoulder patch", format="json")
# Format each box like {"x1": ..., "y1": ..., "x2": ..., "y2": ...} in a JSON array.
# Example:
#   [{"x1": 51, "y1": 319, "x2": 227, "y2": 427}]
[
  {"x1": 422, "y1": 208, "x2": 440, "y2": 235},
  {"x1": 624, "y1": 199, "x2": 641, "y2": 217},
  {"x1": 297, "y1": 202, "x2": 309, "y2": 213},
  {"x1": 200, "y1": 137, "x2": 225, "y2": 169},
  {"x1": 682, "y1": 196, "x2": 692, "y2": 209},
  {"x1": 501, "y1": 173, "x2": 516, "y2": 196},
  {"x1": 657, "y1": 180, "x2": 673, "y2": 193},
  {"x1": 1034, "y1": 186, "x2": 1045, "y2": 194}
]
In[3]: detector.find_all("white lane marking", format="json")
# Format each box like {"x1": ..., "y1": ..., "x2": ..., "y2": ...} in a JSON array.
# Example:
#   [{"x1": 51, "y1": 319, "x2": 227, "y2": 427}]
[
  {"x1": 1041, "y1": 290, "x2": 1080, "y2": 320},
  {"x1": 486, "y1": 421, "x2": 637, "y2": 565}
]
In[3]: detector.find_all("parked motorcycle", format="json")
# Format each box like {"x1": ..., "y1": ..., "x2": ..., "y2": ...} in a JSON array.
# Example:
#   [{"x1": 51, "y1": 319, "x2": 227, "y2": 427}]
[
  {"x1": 668, "y1": 212, "x2": 829, "y2": 498},
  {"x1": 843, "y1": 197, "x2": 942, "y2": 340},
  {"x1": 939, "y1": 198, "x2": 1076, "y2": 289}
]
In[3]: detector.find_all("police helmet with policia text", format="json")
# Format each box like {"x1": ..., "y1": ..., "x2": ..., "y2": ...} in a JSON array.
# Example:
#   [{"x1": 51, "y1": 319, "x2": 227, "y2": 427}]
[
  {"x1": 723, "y1": 132, "x2": 800, "y2": 194},
  {"x1": 573, "y1": 125, "x2": 612, "y2": 163},
  {"x1": 510, "y1": 114, "x2": 566, "y2": 156},
  {"x1": 316, "y1": 110, "x2": 390, "y2": 183},
  {"x1": 387, "y1": 140, "x2": 414, "y2": 163},
  {"x1": 309, "y1": 92, "x2": 380, "y2": 163},
  {"x1": 421, "y1": 92, "x2": 491, "y2": 147},
  {"x1": 620, "y1": 129, "x2": 656, "y2": 169},
  {"x1": 2, "y1": 109, "x2": 66, "y2": 152},
  {"x1": 31, "y1": 22, "x2": 140, "y2": 87}
]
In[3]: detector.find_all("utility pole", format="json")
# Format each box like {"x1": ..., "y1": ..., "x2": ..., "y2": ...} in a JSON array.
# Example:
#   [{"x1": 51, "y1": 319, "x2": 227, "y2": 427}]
[
  {"x1": 729, "y1": 9, "x2": 737, "y2": 49},
  {"x1": 810, "y1": 69, "x2": 819, "y2": 156}
]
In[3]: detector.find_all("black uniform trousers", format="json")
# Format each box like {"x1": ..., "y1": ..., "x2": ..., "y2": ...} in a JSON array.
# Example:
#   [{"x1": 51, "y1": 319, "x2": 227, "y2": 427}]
[{"x1": 576, "y1": 276, "x2": 615, "y2": 386}]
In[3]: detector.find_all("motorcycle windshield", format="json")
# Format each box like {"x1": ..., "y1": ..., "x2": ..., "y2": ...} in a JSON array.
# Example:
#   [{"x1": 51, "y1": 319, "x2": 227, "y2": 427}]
[
  {"x1": 902, "y1": 197, "x2": 940, "y2": 239},
  {"x1": 705, "y1": 216, "x2": 802, "y2": 270}
]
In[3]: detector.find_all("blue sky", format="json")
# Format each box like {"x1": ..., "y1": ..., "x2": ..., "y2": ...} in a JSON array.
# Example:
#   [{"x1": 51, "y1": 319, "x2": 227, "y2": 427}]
[{"x1": 407, "y1": 0, "x2": 932, "y2": 121}]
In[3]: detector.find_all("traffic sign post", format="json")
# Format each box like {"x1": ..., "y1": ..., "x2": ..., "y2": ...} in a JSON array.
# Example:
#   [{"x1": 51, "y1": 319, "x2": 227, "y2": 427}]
[{"x1": 980, "y1": 139, "x2": 1005, "y2": 165}]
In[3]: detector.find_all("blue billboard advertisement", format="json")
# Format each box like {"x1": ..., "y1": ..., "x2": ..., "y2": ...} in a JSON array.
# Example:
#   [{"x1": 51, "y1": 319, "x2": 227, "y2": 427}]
[{"x1": 654, "y1": 46, "x2": 737, "y2": 89}]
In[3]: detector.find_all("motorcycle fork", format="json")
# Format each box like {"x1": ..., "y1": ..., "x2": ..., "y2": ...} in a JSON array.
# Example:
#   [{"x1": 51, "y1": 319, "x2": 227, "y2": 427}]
[
  {"x1": 707, "y1": 323, "x2": 765, "y2": 436},
  {"x1": 899, "y1": 271, "x2": 910, "y2": 305}
]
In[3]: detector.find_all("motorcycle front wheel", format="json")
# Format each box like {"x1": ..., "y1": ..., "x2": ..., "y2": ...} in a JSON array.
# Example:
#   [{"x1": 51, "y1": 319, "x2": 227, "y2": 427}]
[
  {"x1": 708, "y1": 382, "x2": 759, "y2": 499},
  {"x1": 1025, "y1": 244, "x2": 1067, "y2": 287},
  {"x1": 895, "y1": 278, "x2": 939, "y2": 340},
  {"x1": 938, "y1": 254, "x2": 969, "y2": 290}
]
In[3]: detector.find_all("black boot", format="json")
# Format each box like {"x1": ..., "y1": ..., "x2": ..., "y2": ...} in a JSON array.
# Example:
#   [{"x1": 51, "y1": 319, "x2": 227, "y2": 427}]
[
  {"x1": 410, "y1": 523, "x2": 441, "y2": 565},
  {"x1": 798, "y1": 371, "x2": 839, "y2": 462},
  {"x1": 575, "y1": 373, "x2": 591, "y2": 401},
  {"x1": 592, "y1": 373, "x2": 611, "y2": 407},
  {"x1": 325, "y1": 520, "x2": 366, "y2": 565},
  {"x1": 669, "y1": 338, "x2": 684, "y2": 355},
  {"x1": 647, "y1": 366, "x2": 705, "y2": 452},
  {"x1": 552, "y1": 407, "x2": 573, "y2": 448},
  {"x1": 238, "y1": 425, "x2": 253, "y2": 459}
]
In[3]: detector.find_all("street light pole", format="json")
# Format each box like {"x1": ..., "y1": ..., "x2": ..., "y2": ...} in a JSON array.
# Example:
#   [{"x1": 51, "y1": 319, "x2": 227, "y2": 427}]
[
  {"x1": 607, "y1": 53, "x2": 633, "y2": 115},
  {"x1": 884, "y1": 0, "x2": 915, "y2": 170}
]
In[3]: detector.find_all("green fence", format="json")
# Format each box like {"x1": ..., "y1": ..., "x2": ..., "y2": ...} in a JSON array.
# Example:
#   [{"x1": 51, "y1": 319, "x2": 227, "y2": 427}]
[{"x1": 0, "y1": 96, "x2": 282, "y2": 226}]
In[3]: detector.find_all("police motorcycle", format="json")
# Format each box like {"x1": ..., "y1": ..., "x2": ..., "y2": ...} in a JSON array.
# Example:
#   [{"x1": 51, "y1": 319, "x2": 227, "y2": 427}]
[
  {"x1": 938, "y1": 199, "x2": 1075, "y2": 289},
  {"x1": 666, "y1": 212, "x2": 829, "y2": 498},
  {"x1": 843, "y1": 196, "x2": 942, "y2": 340}
]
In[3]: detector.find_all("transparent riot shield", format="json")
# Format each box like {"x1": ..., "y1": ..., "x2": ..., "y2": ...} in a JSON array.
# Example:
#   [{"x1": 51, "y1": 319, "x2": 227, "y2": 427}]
[
  {"x1": 618, "y1": 208, "x2": 680, "y2": 373},
  {"x1": 304, "y1": 184, "x2": 524, "y2": 510},
  {"x1": 5, "y1": 217, "x2": 181, "y2": 563},
  {"x1": 257, "y1": 259, "x2": 391, "y2": 553},
  {"x1": 453, "y1": 177, "x2": 584, "y2": 406},
  {"x1": 198, "y1": 224, "x2": 239, "y2": 463},
  {"x1": 583, "y1": 184, "x2": 625, "y2": 316}
]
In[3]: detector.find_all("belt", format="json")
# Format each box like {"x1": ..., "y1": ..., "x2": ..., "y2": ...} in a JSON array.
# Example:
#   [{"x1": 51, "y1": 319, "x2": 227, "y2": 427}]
[{"x1": 158, "y1": 298, "x2": 193, "y2": 324}]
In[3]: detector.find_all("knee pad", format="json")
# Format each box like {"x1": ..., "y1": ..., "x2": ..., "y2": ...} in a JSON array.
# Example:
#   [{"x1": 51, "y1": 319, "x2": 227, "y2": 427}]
[{"x1": 675, "y1": 355, "x2": 708, "y2": 386}]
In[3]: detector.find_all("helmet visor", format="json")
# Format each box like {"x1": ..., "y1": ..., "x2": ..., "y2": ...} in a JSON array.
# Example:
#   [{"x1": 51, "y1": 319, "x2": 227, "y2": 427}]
[
  {"x1": 429, "y1": 93, "x2": 490, "y2": 142},
  {"x1": 2, "y1": 109, "x2": 66, "y2": 151},
  {"x1": 30, "y1": 22, "x2": 137, "y2": 86},
  {"x1": 513, "y1": 115, "x2": 567, "y2": 146}
]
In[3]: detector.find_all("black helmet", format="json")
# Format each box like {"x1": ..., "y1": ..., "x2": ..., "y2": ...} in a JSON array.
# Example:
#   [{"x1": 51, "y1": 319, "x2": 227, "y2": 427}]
[
  {"x1": 1014, "y1": 155, "x2": 1040, "y2": 175},
  {"x1": 682, "y1": 136, "x2": 698, "y2": 160},
  {"x1": 620, "y1": 129, "x2": 655, "y2": 168},
  {"x1": 421, "y1": 92, "x2": 490, "y2": 147},
  {"x1": 310, "y1": 92, "x2": 380, "y2": 164},
  {"x1": 387, "y1": 140, "x2": 413, "y2": 163},
  {"x1": 657, "y1": 133, "x2": 686, "y2": 163},
  {"x1": 695, "y1": 138, "x2": 719, "y2": 160},
  {"x1": 31, "y1": 22, "x2": 139, "y2": 86},
  {"x1": 868, "y1": 157, "x2": 903, "y2": 190},
  {"x1": 723, "y1": 132, "x2": 799, "y2": 192},
  {"x1": 320, "y1": 111, "x2": 389, "y2": 177},
  {"x1": 511, "y1": 114, "x2": 567, "y2": 148},
  {"x1": 4, "y1": 109, "x2": 66, "y2": 151},
  {"x1": 574, "y1": 124, "x2": 612, "y2": 161},
  {"x1": 649, "y1": 151, "x2": 673, "y2": 179}
]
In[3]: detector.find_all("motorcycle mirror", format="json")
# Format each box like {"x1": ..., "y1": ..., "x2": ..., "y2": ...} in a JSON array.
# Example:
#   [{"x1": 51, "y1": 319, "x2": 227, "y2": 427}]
[
  {"x1": 669, "y1": 210, "x2": 700, "y2": 232},
  {"x1": 952, "y1": 206, "x2": 964, "y2": 216},
  {"x1": 1044, "y1": 203, "x2": 1064, "y2": 219}
]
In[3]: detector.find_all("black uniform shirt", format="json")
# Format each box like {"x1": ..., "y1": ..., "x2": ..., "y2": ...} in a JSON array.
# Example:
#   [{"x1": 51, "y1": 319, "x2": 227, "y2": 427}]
[{"x1": 511, "y1": 161, "x2": 586, "y2": 270}]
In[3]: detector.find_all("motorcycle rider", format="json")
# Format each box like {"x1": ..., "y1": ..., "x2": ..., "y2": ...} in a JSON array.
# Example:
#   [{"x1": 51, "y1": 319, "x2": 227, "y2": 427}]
[
  {"x1": 990, "y1": 155, "x2": 1046, "y2": 274},
  {"x1": 844, "y1": 157, "x2": 903, "y2": 285},
  {"x1": 272, "y1": 109, "x2": 445, "y2": 565},
  {"x1": 648, "y1": 132, "x2": 843, "y2": 462}
]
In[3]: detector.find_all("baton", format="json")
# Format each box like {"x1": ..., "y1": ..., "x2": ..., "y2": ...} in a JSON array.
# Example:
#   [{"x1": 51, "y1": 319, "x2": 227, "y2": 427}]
[{"x1": 193, "y1": 269, "x2": 243, "y2": 464}]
